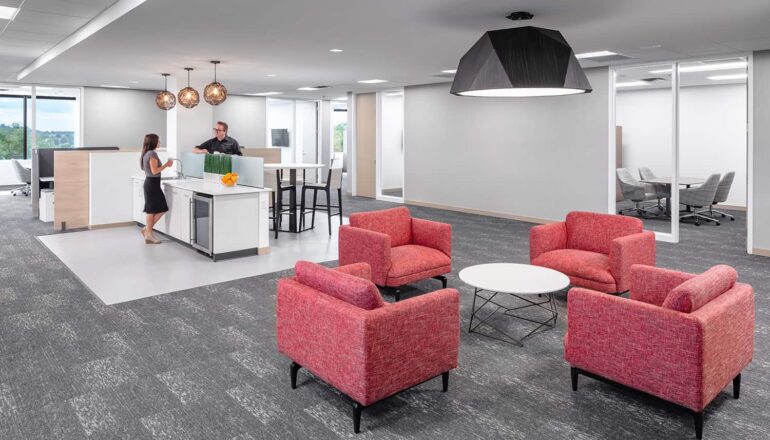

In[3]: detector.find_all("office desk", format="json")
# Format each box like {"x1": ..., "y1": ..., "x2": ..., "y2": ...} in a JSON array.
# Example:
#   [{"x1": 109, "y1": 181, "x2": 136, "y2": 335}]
[
  {"x1": 640, "y1": 177, "x2": 705, "y2": 215},
  {"x1": 264, "y1": 163, "x2": 324, "y2": 232}
]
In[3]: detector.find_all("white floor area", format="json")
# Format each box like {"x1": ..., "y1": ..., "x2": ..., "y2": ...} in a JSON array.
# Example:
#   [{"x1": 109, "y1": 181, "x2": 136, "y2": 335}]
[{"x1": 38, "y1": 221, "x2": 345, "y2": 305}]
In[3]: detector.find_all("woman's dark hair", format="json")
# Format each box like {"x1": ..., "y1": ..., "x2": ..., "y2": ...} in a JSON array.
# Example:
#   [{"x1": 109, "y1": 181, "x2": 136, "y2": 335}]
[{"x1": 140, "y1": 133, "x2": 160, "y2": 169}]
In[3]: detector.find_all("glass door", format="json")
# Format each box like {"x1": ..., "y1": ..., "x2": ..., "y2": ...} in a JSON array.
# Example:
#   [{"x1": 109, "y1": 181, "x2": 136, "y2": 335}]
[
  {"x1": 377, "y1": 89, "x2": 404, "y2": 201},
  {"x1": 614, "y1": 63, "x2": 677, "y2": 241}
]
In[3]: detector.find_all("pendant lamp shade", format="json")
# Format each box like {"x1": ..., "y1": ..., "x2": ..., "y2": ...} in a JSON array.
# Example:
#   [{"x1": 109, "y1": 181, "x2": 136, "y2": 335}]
[
  {"x1": 204, "y1": 60, "x2": 227, "y2": 106},
  {"x1": 450, "y1": 26, "x2": 592, "y2": 97},
  {"x1": 156, "y1": 73, "x2": 176, "y2": 110},
  {"x1": 178, "y1": 67, "x2": 200, "y2": 109}
]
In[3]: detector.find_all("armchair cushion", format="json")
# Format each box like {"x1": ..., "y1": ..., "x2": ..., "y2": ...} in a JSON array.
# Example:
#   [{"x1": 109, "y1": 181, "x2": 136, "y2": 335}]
[
  {"x1": 349, "y1": 206, "x2": 412, "y2": 247},
  {"x1": 532, "y1": 249, "x2": 615, "y2": 287},
  {"x1": 387, "y1": 245, "x2": 451, "y2": 286},
  {"x1": 295, "y1": 261, "x2": 386, "y2": 310},
  {"x1": 630, "y1": 265, "x2": 696, "y2": 306},
  {"x1": 663, "y1": 265, "x2": 738, "y2": 313},
  {"x1": 566, "y1": 211, "x2": 643, "y2": 255},
  {"x1": 411, "y1": 217, "x2": 452, "y2": 257}
]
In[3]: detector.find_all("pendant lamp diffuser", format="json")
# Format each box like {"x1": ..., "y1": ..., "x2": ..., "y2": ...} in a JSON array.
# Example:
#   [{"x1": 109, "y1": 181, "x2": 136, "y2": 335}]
[
  {"x1": 156, "y1": 73, "x2": 176, "y2": 110},
  {"x1": 204, "y1": 60, "x2": 227, "y2": 106},
  {"x1": 178, "y1": 67, "x2": 200, "y2": 108},
  {"x1": 450, "y1": 26, "x2": 592, "y2": 97}
]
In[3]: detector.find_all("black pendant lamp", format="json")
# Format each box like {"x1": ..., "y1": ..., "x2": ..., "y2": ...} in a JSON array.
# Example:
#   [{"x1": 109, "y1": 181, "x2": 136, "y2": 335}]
[{"x1": 450, "y1": 25, "x2": 592, "y2": 97}]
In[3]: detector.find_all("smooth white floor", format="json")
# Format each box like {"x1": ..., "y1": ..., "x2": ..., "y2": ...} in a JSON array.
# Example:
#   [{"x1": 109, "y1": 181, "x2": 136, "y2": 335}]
[{"x1": 38, "y1": 220, "x2": 345, "y2": 305}]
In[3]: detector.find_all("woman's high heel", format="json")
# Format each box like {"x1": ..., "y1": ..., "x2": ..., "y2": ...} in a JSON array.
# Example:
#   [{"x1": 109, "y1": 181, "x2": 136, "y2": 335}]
[{"x1": 144, "y1": 233, "x2": 161, "y2": 244}]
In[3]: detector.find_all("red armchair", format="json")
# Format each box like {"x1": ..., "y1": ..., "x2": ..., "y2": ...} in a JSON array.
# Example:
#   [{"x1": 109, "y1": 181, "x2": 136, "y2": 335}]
[
  {"x1": 565, "y1": 264, "x2": 754, "y2": 439},
  {"x1": 339, "y1": 206, "x2": 452, "y2": 300},
  {"x1": 276, "y1": 261, "x2": 460, "y2": 433},
  {"x1": 530, "y1": 211, "x2": 656, "y2": 293}
]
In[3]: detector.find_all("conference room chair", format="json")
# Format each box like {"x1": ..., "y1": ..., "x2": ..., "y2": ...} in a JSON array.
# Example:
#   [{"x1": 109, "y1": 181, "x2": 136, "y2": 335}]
[
  {"x1": 11, "y1": 159, "x2": 31, "y2": 197},
  {"x1": 699, "y1": 171, "x2": 736, "y2": 222},
  {"x1": 299, "y1": 159, "x2": 344, "y2": 235},
  {"x1": 638, "y1": 166, "x2": 669, "y2": 212},
  {"x1": 680, "y1": 174, "x2": 721, "y2": 226},
  {"x1": 617, "y1": 168, "x2": 658, "y2": 217}
]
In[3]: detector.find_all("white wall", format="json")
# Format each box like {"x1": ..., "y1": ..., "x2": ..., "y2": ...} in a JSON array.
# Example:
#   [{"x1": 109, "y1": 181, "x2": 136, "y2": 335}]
[
  {"x1": 617, "y1": 84, "x2": 747, "y2": 207},
  {"x1": 380, "y1": 92, "x2": 404, "y2": 191},
  {"x1": 212, "y1": 95, "x2": 267, "y2": 147},
  {"x1": 403, "y1": 68, "x2": 609, "y2": 221},
  {"x1": 83, "y1": 87, "x2": 166, "y2": 148},
  {"x1": 266, "y1": 99, "x2": 295, "y2": 163}
]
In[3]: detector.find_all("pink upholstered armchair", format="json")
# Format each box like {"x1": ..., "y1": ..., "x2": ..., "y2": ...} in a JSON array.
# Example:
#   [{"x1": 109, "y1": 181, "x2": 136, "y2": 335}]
[
  {"x1": 276, "y1": 261, "x2": 460, "y2": 433},
  {"x1": 565, "y1": 264, "x2": 754, "y2": 439},
  {"x1": 530, "y1": 211, "x2": 656, "y2": 294},
  {"x1": 339, "y1": 206, "x2": 452, "y2": 301}
]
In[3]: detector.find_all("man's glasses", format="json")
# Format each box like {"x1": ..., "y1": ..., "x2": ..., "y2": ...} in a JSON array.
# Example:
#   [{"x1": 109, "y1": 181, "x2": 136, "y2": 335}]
[{"x1": 213, "y1": 128, "x2": 225, "y2": 132}]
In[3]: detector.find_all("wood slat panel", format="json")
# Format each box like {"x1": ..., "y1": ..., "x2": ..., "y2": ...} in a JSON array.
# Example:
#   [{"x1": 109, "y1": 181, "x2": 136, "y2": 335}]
[
  {"x1": 53, "y1": 151, "x2": 90, "y2": 231},
  {"x1": 355, "y1": 93, "x2": 376, "y2": 198}
]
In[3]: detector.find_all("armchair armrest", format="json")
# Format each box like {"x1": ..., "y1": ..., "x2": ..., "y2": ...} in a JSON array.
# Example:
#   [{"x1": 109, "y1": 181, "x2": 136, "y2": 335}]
[
  {"x1": 339, "y1": 225, "x2": 392, "y2": 286},
  {"x1": 529, "y1": 222, "x2": 567, "y2": 261},
  {"x1": 363, "y1": 288, "x2": 460, "y2": 404},
  {"x1": 411, "y1": 218, "x2": 452, "y2": 257},
  {"x1": 694, "y1": 283, "x2": 754, "y2": 406},
  {"x1": 335, "y1": 263, "x2": 372, "y2": 281},
  {"x1": 629, "y1": 265, "x2": 695, "y2": 306},
  {"x1": 609, "y1": 231, "x2": 656, "y2": 292},
  {"x1": 565, "y1": 287, "x2": 704, "y2": 410}
]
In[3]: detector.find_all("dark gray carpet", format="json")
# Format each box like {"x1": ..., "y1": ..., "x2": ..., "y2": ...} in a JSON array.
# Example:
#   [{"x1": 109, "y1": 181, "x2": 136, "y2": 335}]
[{"x1": 1, "y1": 193, "x2": 768, "y2": 439}]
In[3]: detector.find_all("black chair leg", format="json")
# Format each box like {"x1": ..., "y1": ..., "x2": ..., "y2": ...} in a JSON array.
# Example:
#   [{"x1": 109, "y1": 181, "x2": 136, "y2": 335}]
[
  {"x1": 290, "y1": 362, "x2": 301, "y2": 389},
  {"x1": 734, "y1": 374, "x2": 741, "y2": 399},
  {"x1": 326, "y1": 189, "x2": 332, "y2": 236},
  {"x1": 271, "y1": 192, "x2": 278, "y2": 239},
  {"x1": 311, "y1": 189, "x2": 318, "y2": 229},
  {"x1": 299, "y1": 187, "x2": 306, "y2": 230},
  {"x1": 433, "y1": 275, "x2": 448, "y2": 289},
  {"x1": 570, "y1": 367, "x2": 579, "y2": 391},
  {"x1": 338, "y1": 188, "x2": 344, "y2": 225},
  {"x1": 353, "y1": 403, "x2": 364, "y2": 434},
  {"x1": 693, "y1": 411, "x2": 703, "y2": 440},
  {"x1": 442, "y1": 372, "x2": 449, "y2": 392}
]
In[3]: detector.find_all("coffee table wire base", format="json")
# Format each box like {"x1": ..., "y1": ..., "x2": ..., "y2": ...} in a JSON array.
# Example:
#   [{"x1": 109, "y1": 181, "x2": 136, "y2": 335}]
[{"x1": 468, "y1": 288, "x2": 559, "y2": 347}]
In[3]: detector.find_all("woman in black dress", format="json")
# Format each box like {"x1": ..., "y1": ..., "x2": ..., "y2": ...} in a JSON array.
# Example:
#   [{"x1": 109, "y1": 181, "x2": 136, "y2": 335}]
[{"x1": 140, "y1": 134, "x2": 173, "y2": 244}]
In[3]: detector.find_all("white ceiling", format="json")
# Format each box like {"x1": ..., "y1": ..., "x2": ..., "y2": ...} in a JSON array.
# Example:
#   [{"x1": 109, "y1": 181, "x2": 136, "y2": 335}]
[
  {"x1": 2, "y1": 0, "x2": 770, "y2": 98},
  {"x1": 0, "y1": 0, "x2": 118, "y2": 80}
]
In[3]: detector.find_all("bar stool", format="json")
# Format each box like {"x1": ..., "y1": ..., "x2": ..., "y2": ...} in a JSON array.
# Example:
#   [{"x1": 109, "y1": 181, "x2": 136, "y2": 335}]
[
  {"x1": 265, "y1": 170, "x2": 295, "y2": 238},
  {"x1": 299, "y1": 162, "x2": 344, "y2": 235}
]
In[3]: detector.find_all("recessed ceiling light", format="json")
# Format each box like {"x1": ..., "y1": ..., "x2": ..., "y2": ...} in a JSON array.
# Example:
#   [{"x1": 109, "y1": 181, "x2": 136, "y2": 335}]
[
  {"x1": 358, "y1": 79, "x2": 388, "y2": 84},
  {"x1": 100, "y1": 84, "x2": 130, "y2": 89},
  {"x1": 650, "y1": 61, "x2": 748, "y2": 74},
  {"x1": 333, "y1": 96, "x2": 347, "y2": 101},
  {"x1": 267, "y1": 74, "x2": 277, "y2": 77},
  {"x1": 297, "y1": 87, "x2": 321, "y2": 91},
  {"x1": 441, "y1": 69, "x2": 457, "y2": 74},
  {"x1": 707, "y1": 73, "x2": 748, "y2": 81},
  {"x1": 575, "y1": 50, "x2": 617, "y2": 59},
  {"x1": 615, "y1": 81, "x2": 649, "y2": 88},
  {"x1": 129, "y1": 81, "x2": 139, "y2": 84},
  {"x1": 0, "y1": 6, "x2": 20, "y2": 21},
  {"x1": 246, "y1": 91, "x2": 283, "y2": 96},
  {"x1": 329, "y1": 49, "x2": 343, "y2": 53}
]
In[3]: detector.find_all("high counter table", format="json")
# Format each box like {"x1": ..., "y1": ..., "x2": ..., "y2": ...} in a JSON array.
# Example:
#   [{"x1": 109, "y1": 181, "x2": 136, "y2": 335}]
[{"x1": 264, "y1": 163, "x2": 324, "y2": 232}]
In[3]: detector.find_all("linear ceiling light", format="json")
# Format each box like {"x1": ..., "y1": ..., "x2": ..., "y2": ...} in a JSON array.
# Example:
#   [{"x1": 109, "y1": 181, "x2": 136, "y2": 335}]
[
  {"x1": 0, "y1": 6, "x2": 20, "y2": 20},
  {"x1": 16, "y1": 0, "x2": 146, "y2": 80},
  {"x1": 441, "y1": 69, "x2": 457, "y2": 74},
  {"x1": 297, "y1": 86, "x2": 321, "y2": 91},
  {"x1": 575, "y1": 50, "x2": 617, "y2": 59},
  {"x1": 358, "y1": 79, "x2": 388, "y2": 84},
  {"x1": 707, "y1": 73, "x2": 748, "y2": 81},
  {"x1": 649, "y1": 61, "x2": 748, "y2": 74},
  {"x1": 329, "y1": 49, "x2": 343, "y2": 53},
  {"x1": 100, "y1": 84, "x2": 130, "y2": 89},
  {"x1": 615, "y1": 81, "x2": 650, "y2": 88}
]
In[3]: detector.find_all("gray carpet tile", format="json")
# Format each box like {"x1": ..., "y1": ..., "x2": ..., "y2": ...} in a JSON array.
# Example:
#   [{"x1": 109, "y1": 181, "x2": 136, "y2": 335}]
[{"x1": 1, "y1": 193, "x2": 768, "y2": 439}]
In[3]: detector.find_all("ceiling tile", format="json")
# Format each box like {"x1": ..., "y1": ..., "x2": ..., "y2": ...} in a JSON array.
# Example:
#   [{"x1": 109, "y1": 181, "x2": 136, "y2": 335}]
[{"x1": 23, "y1": 0, "x2": 115, "y2": 19}]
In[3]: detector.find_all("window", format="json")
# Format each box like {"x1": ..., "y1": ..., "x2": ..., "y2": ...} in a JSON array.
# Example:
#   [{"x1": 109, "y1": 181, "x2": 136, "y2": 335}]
[{"x1": 0, "y1": 96, "x2": 26, "y2": 160}]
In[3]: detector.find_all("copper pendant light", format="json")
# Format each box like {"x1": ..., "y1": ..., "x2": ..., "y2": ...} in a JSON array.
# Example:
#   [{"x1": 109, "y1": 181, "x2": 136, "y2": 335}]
[
  {"x1": 156, "y1": 73, "x2": 176, "y2": 110},
  {"x1": 178, "y1": 67, "x2": 200, "y2": 108},
  {"x1": 204, "y1": 60, "x2": 227, "y2": 106}
]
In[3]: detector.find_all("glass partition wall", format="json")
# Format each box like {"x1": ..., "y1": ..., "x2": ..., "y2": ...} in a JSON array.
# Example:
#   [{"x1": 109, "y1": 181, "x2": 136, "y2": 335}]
[
  {"x1": 613, "y1": 56, "x2": 750, "y2": 243},
  {"x1": 377, "y1": 89, "x2": 404, "y2": 202}
]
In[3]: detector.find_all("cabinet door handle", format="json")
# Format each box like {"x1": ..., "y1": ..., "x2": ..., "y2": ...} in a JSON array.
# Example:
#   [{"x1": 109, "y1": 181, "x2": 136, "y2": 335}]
[{"x1": 189, "y1": 198, "x2": 195, "y2": 243}]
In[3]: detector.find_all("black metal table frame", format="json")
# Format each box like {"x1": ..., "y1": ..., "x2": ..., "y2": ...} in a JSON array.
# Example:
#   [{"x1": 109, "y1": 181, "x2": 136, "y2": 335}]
[{"x1": 468, "y1": 288, "x2": 558, "y2": 347}]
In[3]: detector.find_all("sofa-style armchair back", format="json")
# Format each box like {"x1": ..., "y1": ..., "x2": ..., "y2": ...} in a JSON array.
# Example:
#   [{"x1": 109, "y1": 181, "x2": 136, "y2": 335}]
[
  {"x1": 565, "y1": 211, "x2": 643, "y2": 255},
  {"x1": 349, "y1": 206, "x2": 413, "y2": 246}
]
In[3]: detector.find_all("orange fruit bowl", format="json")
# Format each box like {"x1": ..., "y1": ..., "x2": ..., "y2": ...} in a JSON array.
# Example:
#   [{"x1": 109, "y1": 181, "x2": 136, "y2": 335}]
[{"x1": 221, "y1": 172, "x2": 238, "y2": 187}]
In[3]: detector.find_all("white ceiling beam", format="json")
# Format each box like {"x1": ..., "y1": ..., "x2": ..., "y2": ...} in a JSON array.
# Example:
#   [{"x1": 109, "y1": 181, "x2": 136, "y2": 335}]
[{"x1": 16, "y1": 0, "x2": 145, "y2": 81}]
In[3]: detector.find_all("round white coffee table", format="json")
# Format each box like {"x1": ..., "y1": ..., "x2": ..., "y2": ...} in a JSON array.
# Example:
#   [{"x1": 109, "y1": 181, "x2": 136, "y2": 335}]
[{"x1": 459, "y1": 263, "x2": 570, "y2": 346}]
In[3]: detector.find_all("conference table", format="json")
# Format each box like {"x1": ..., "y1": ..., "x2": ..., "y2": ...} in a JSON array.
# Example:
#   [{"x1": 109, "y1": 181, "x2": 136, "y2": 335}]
[
  {"x1": 640, "y1": 176, "x2": 705, "y2": 215},
  {"x1": 264, "y1": 163, "x2": 324, "y2": 232}
]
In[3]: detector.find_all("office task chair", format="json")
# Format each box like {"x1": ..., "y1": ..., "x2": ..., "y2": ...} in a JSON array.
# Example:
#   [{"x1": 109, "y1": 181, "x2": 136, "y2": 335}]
[
  {"x1": 617, "y1": 168, "x2": 658, "y2": 217},
  {"x1": 699, "y1": 171, "x2": 736, "y2": 221},
  {"x1": 11, "y1": 159, "x2": 31, "y2": 197},
  {"x1": 680, "y1": 174, "x2": 721, "y2": 226},
  {"x1": 299, "y1": 159, "x2": 344, "y2": 235},
  {"x1": 638, "y1": 167, "x2": 669, "y2": 212}
]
